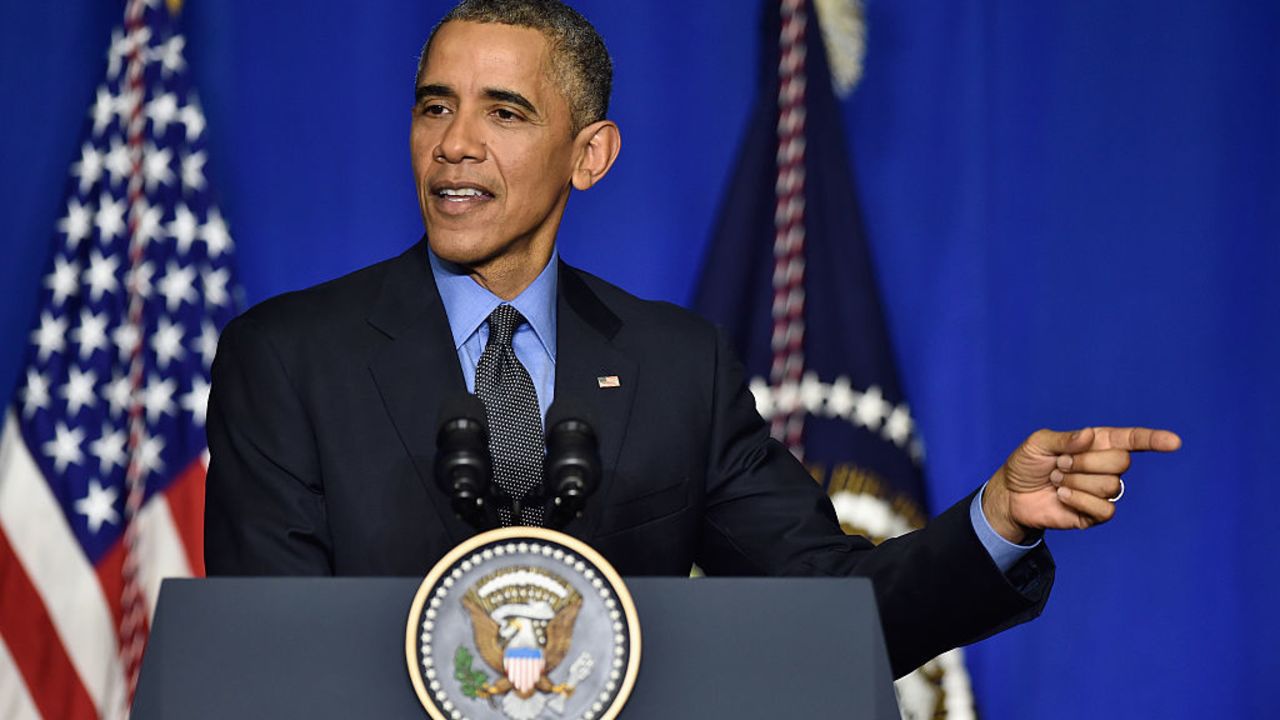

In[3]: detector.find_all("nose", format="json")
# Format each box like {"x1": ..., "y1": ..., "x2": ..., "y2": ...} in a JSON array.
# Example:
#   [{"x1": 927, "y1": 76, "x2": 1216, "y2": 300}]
[{"x1": 435, "y1": 111, "x2": 486, "y2": 164}]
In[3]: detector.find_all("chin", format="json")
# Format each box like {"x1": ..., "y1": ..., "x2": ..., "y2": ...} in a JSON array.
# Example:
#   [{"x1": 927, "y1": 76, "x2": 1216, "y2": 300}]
[{"x1": 425, "y1": 229, "x2": 500, "y2": 268}]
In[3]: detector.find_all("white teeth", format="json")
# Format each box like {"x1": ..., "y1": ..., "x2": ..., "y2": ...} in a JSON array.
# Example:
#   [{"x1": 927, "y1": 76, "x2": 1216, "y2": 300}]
[{"x1": 438, "y1": 188, "x2": 486, "y2": 198}]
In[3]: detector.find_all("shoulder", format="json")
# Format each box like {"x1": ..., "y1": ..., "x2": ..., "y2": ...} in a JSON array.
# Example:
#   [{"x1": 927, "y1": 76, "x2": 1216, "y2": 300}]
[
  {"x1": 563, "y1": 263, "x2": 718, "y2": 343},
  {"x1": 236, "y1": 254, "x2": 398, "y2": 331},
  {"x1": 217, "y1": 243, "x2": 427, "y2": 370}
]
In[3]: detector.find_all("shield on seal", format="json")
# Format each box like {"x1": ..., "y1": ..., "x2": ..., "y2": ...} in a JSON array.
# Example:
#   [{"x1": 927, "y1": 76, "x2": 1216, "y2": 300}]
[{"x1": 502, "y1": 647, "x2": 545, "y2": 694}]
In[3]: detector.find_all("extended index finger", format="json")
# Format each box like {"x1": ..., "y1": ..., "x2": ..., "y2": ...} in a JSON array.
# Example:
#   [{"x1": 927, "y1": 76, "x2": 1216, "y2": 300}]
[{"x1": 1094, "y1": 427, "x2": 1182, "y2": 452}]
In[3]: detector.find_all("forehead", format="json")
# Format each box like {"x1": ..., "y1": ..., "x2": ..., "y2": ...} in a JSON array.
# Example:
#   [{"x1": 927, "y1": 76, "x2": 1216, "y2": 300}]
[{"x1": 421, "y1": 21, "x2": 555, "y2": 96}]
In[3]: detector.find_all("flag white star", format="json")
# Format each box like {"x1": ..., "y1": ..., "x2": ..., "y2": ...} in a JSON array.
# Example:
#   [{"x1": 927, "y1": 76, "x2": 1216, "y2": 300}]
[
  {"x1": 169, "y1": 203, "x2": 200, "y2": 255},
  {"x1": 152, "y1": 317, "x2": 187, "y2": 369},
  {"x1": 105, "y1": 371, "x2": 133, "y2": 417},
  {"x1": 126, "y1": 259, "x2": 156, "y2": 298},
  {"x1": 83, "y1": 248, "x2": 121, "y2": 301},
  {"x1": 105, "y1": 28, "x2": 127, "y2": 80},
  {"x1": 826, "y1": 376, "x2": 858, "y2": 419},
  {"x1": 884, "y1": 404, "x2": 913, "y2": 446},
  {"x1": 137, "y1": 431, "x2": 166, "y2": 478},
  {"x1": 181, "y1": 149, "x2": 207, "y2": 191},
  {"x1": 71, "y1": 143, "x2": 105, "y2": 195},
  {"x1": 116, "y1": 87, "x2": 143, "y2": 129},
  {"x1": 181, "y1": 376, "x2": 211, "y2": 426},
  {"x1": 853, "y1": 385, "x2": 889, "y2": 431},
  {"x1": 197, "y1": 321, "x2": 219, "y2": 368},
  {"x1": 199, "y1": 207, "x2": 233, "y2": 256},
  {"x1": 89, "y1": 424, "x2": 128, "y2": 476},
  {"x1": 132, "y1": 198, "x2": 165, "y2": 247},
  {"x1": 20, "y1": 370, "x2": 50, "y2": 419},
  {"x1": 142, "y1": 375, "x2": 177, "y2": 423},
  {"x1": 105, "y1": 17, "x2": 148, "y2": 100},
  {"x1": 179, "y1": 99, "x2": 206, "y2": 143},
  {"x1": 71, "y1": 308, "x2": 110, "y2": 359},
  {"x1": 158, "y1": 261, "x2": 198, "y2": 311},
  {"x1": 142, "y1": 143, "x2": 175, "y2": 192},
  {"x1": 146, "y1": 92, "x2": 179, "y2": 134},
  {"x1": 202, "y1": 266, "x2": 230, "y2": 307},
  {"x1": 74, "y1": 479, "x2": 120, "y2": 534},
  {"x1": 91, "y1": 85, "x2": 118, "y2": 136},
  {"x1": 103, "y1": 138, "x2": 132, "y2": 187},
  {"x1": 95, "y1": 192, "x2": 127, "y2": 241},
  {"x1": 30, "y1": 311, "x2": 67, "y2": 362},
  {"x1": 112, "y1": 323, "x2": 140, "y2": 363},
  {"x1": 44, "y1": 255, "x2": 82, "y2": 307},
  {"x1": 56, "y1": 198, "x2": 94, "y2": 250},
  {"x1": 798, "y1": 372, "x2": 827, "y2": 415},
  {"x1": 60, "y1": 367, "x2": 98, "y2": 416},
  {"x1": 154, "y1": 35, "x2": 187, "y2": 76},
  {"x1": 773, "y1": 381, "x2": 799, "y2": 416},
  {"x1": 43, "y1": 422, "x2": 85, "y2": 474}
]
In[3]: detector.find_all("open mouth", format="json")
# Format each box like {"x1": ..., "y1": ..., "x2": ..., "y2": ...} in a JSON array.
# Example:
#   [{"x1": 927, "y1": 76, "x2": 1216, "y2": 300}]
[{"x1": 429, "y1": 182, "x2": 495, "y2": 215}]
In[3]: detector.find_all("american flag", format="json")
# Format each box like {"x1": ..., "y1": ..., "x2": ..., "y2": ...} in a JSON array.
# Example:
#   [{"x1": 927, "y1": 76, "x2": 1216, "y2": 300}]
[{"x1": 0, "y1": 1, "x2": 237, "y2": 718}]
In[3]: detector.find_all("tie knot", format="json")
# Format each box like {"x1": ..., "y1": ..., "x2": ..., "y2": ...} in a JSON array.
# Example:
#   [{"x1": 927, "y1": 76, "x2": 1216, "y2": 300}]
[{"x1": 486, "y1": 304, "x2": 525, "y2": 346}]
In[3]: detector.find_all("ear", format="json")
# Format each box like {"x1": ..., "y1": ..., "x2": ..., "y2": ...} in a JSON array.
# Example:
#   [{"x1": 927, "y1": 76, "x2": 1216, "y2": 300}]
[{"x1": 571, "y1": 120, "x2": 621, "y2": 191}]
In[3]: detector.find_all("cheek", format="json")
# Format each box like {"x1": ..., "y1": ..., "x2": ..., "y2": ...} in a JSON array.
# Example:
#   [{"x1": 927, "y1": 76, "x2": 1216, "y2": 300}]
[
  {"x1": 502, "y1": 142, "x2": 574, "y2": 203},
  {"x1": 409, "y1": 126, "x2": 437, "y2": 172}
]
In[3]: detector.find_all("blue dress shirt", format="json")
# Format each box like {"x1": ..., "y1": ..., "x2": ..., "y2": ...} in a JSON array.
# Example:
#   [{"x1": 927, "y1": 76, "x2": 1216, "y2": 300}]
[
  {"x1": 429, "y1": 246, "x2": 558, "y2": 422},
  {"x1": 427, "y1": 247, "x2": 1036, "y2": 572}
]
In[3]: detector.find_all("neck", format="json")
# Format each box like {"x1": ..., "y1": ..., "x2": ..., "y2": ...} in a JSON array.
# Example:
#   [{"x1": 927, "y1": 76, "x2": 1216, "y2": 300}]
[{"x1": 464, "y1": 239, "x2": 555, "y2": 300}]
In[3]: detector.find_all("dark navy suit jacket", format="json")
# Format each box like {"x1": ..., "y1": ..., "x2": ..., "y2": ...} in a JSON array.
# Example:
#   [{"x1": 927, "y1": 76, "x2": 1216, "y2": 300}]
[{"x1": 204, "y1": 239, "x2": 1053, "y2": 676}]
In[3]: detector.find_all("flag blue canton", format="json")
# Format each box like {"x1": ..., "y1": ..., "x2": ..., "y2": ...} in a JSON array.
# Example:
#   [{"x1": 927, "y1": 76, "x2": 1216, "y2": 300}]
[{"x1": 13, "y1": 3, "x2": 238, "y2": 567}]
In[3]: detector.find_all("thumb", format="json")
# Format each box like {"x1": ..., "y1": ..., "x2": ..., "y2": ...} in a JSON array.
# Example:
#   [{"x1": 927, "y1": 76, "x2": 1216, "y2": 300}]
[{"x1": 1029, "y1": 427, "x2": 1094, "y2": 456}]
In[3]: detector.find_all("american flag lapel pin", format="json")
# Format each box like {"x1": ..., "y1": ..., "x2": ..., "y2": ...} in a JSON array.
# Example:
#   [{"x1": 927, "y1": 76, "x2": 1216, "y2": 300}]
[{"x1": 597, "y1": 375, "x2": 621, "y2": 389}]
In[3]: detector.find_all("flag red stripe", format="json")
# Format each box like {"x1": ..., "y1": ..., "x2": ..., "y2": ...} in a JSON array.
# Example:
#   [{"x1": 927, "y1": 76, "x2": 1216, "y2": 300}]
[
  {"x1": 165, "y1": 459, "x2": 207, "y2": 577},
  {"x1": 0, "y1": 524, "x2": 99, "y2": 720},
  {"x1": 96, "y1": 532, "x2": 127, "y2": 645}
]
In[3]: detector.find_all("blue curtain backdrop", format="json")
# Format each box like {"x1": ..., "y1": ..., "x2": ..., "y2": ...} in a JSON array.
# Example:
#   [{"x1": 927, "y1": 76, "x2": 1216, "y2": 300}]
[{"x1": 2, "y1": 1, "x2": 1275, "y2": 717}]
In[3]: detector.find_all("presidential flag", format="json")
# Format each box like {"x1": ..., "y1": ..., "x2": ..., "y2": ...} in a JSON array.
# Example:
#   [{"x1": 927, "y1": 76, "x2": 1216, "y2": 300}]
[
  {"x1": 693, "y1": 1, "x2": 977, "y2": 715},
  {"x1": 0, "y1": 1, "x2": 238, "y2": 717}
]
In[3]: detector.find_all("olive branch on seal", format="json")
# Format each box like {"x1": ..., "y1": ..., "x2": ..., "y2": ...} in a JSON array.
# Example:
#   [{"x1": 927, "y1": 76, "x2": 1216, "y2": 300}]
[{"x1": 453, "y1": 646, "x2": 490, "y2": 698}]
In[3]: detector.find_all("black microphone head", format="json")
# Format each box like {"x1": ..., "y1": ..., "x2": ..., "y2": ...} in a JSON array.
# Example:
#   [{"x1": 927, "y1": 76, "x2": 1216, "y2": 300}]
[
  {"x1": 542, "y1": 400, "x2": 601, "y2": 530},
  {"x1": 435, "y1": 393, "x2": 493, "y2": 529},
  {"x1": 544, "y1": 400, "x2": 596, "y2": 441}
]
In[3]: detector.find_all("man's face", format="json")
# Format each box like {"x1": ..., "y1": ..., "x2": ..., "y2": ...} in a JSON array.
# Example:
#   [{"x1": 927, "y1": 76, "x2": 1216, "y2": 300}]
[{"x1": 411, "y1": 21, "x2": 580, "y2": 273}]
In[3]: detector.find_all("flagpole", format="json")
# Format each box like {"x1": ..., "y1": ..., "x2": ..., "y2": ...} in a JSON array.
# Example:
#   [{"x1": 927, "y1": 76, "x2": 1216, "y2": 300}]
[
  {"x1": 771, "y1": 0, "x2": 808, "y2": 458},
  {"x1": 120, "y1": 0, "x2": 153, "y2": 704}
]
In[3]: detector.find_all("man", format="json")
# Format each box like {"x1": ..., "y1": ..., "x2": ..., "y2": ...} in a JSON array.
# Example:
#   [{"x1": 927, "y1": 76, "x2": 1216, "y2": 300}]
[{"x1": 204, "y1": 0, "x2": 1180, "y2": 677}]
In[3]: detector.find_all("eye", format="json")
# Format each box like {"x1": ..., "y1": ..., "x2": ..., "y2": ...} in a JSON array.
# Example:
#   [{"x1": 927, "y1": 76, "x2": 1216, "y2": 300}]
[
  {"x1": 493, "y1": 107, "x2": 524, "y2": 122},
  {"x1": 418, "y1": 102, "x2": 450, "y2": 117}
]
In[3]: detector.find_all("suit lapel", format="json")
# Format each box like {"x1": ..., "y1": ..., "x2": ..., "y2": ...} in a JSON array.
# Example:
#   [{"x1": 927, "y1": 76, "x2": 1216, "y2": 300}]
[
  {"x1": 554, "y1": 263, "x2": 638, "y2": 541},
  {"x1": 366, "y1": 240, "x2": 473, "y2": 545}
]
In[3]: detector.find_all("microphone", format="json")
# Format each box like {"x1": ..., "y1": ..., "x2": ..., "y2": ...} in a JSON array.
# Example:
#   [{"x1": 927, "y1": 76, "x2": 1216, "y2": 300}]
[
  {"x1": 434, "y1": 393, "x2": 497, "y2": 530},
  {"x1": 541, "y1": 402, "x2": 601, "y2": 530}
]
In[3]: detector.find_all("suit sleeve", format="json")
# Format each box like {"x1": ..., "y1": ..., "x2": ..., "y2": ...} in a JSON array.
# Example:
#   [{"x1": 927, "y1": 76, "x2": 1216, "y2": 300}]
[
  {"x1": 694, "y1": 328, "x2": 1054, "y2": 677},
  {"x1": 204, "y1": 314, "x2": 334, "y2": 575}
]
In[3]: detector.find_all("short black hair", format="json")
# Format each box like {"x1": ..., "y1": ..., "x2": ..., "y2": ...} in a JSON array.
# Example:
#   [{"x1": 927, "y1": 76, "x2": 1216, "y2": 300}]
[{"x1": 418, "y1": 0, "x2": 613, "y2": 133}]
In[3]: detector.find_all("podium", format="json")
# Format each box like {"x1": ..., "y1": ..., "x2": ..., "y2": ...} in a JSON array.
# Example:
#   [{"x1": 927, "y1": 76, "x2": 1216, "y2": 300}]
[{"x1": 133, "y1": 577, "x2": 900, "y2": 719}]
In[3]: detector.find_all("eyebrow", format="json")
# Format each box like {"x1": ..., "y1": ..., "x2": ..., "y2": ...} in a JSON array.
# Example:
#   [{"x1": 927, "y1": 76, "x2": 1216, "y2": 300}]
[{"x1": 414, "y1": 84, "x2": 541, "y2": 118}]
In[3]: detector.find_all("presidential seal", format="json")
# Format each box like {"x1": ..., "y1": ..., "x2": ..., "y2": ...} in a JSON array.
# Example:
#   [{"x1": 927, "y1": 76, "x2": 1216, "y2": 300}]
[{"x1": 406, "y1": 527, "x2": 641, "y2": 720}]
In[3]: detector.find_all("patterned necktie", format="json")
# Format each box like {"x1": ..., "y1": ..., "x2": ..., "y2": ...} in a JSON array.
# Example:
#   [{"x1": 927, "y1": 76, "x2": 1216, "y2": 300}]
[{"x1": 473, "y1": 304, "x2": 544, "y2": 526}]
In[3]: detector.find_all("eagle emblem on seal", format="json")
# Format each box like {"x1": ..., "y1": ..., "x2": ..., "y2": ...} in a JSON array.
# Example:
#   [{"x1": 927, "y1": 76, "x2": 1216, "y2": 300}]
[{"x1": 457, "y1": 567, "x2": 586, "y2": 718}]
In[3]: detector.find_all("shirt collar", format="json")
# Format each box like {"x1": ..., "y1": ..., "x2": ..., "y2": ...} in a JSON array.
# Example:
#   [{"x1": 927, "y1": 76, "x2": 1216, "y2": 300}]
[{"x1": 427, "y1": 245, "x2": 558, "y2": 361}]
